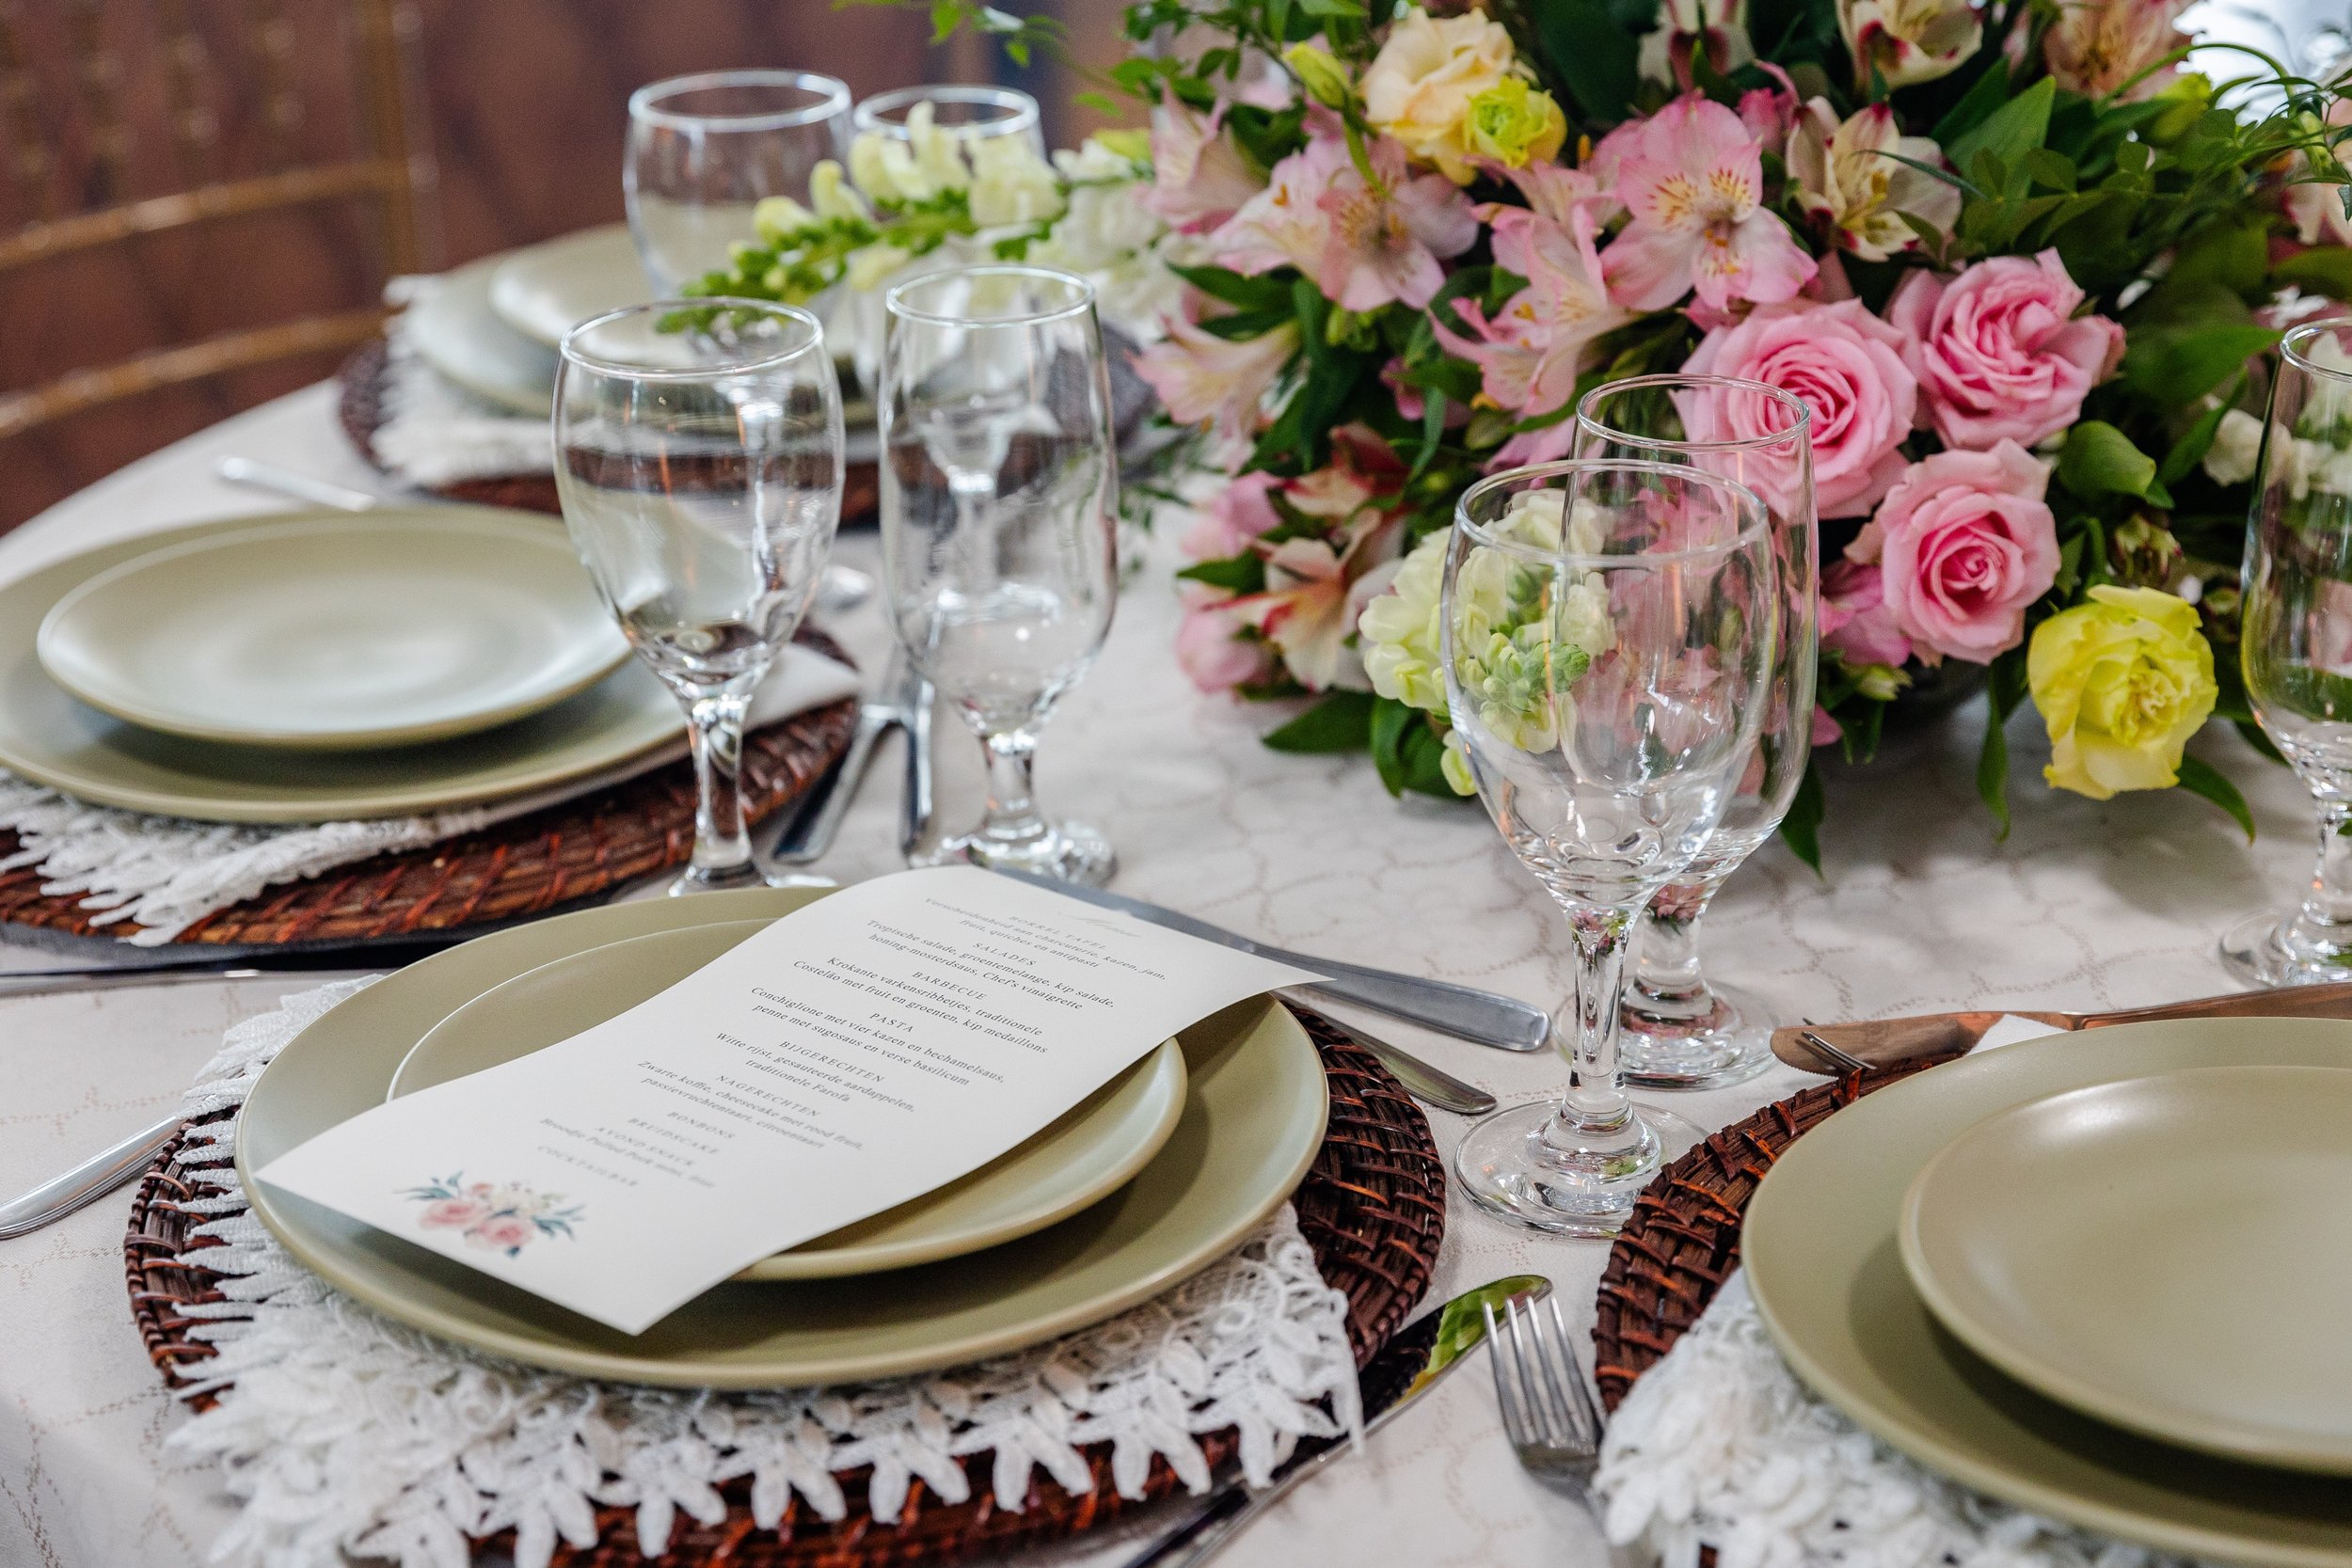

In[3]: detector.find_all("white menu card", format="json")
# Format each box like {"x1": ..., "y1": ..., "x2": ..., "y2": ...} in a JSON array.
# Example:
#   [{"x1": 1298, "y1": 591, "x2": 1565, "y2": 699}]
[{"x1": 257, "y1": 869, "x2": 1316, "y2": 1333}]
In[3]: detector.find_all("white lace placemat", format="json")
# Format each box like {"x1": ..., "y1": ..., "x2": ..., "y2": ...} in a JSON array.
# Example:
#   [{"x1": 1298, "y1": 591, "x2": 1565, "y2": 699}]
[
  {"x1": 160, "y1": 982, "x2": 1361, "y2": 1568},
  {"x1": 1595, "y1": 1268, "x2": 2217, "y2": 1568},
  {"x1": 0, "y1": 649, "x2": 859, "y2": 943},
  {"x1": 371, "y1": 275, "x2": 555, "y2": 488}
]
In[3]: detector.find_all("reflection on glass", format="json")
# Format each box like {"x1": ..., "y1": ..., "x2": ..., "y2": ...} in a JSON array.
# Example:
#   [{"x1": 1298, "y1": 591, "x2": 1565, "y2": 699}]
[{"x1": 626, "y1": 71, "x2": 852, "y2": 295}]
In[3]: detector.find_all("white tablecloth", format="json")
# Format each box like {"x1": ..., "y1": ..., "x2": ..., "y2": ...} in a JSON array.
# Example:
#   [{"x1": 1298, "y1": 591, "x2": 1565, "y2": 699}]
[{"x1": 0, "y1": 382, "x2": 2321, "y2": 1568}]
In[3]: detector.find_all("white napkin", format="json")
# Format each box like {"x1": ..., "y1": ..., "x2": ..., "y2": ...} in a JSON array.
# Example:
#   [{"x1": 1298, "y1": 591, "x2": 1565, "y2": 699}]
[
  {"x1": 1970, "y1": 1013, "x2": 2069, "y2": 1052},
  {"x1": 370, "y1": 276, "x2": 555, "y2": 487},
  {"x1": 0, "y1": 646, "x2": 860, "y2": 944}
]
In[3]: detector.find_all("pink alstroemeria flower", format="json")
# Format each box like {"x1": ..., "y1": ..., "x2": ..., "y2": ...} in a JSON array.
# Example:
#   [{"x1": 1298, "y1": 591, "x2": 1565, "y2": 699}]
[
  {"x1": 1601, "y1": 95, "x2": 1818, "y2": 312},
  {"x1": 1224, "y1": 427, "x2": 1409, "y2": 690},
  {"x1": 1212, "y1": 120, "x2": 1477, "y2": 311},
  {"x1": 1145, "y1": 88, "x2": 1266, "y2": 233},
  {"x1": 1431, "y1": 173, "x2": 1630, "y2": 428},
  {"x1": 1133, "y1": 297, "x2": 1301, "y2": 441}
]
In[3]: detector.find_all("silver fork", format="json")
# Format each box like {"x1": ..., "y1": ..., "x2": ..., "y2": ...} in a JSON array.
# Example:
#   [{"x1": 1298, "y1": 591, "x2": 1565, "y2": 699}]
[
  {"x1": 1486, "y1": 1292, "x2": 1605, "y2": 1510},
  {"x1": 1795, "y1": 1026, "x2": 1872, "y2": 1076}
]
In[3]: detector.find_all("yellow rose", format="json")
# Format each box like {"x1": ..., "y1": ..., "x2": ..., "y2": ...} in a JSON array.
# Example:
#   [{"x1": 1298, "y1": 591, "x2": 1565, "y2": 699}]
[
  {"x1": 1361, "y1": 7, "x2": 1521, "y2": 183},
  {"x1": 1463, "y1": 78, "x2": 1567, "y2": 170},
  {"x1": 2027, "y1": 585, "x2": 2218, "y2": 800}
]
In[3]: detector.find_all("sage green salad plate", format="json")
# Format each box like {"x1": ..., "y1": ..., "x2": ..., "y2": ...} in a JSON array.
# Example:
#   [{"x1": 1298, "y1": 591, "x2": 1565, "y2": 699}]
[
  {"x1": 389, "y1": 919, "x2": 1189, "y2": 1282},
  {"x1": 239, "y1": 890, "x2": 1329, "y2": 1387},
  {"x1": 487, "y1": 223, "x2": 648, "y2": 349},
  {"x1": 1899, "y1": 1064, "x2": 2352, "y2": 1477},
  {"x1": 405, "y1": 251, "x2": 560, "y2": 415},
  {"x1": 38, "y1": 514, "x2": 628, "y2": 750},
  {"x1": 0, "y1": 511, "x2": 686, "y2": 822},
  {"x1": 1743, "y1": 1018, "x2": 2352, "y2": 1567}
]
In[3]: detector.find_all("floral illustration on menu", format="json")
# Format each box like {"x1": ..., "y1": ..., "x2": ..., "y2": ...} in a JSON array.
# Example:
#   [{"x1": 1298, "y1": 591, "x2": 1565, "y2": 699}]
[{"x1": 403, "y1": 1173, "x2": 583, "y2": 1258}]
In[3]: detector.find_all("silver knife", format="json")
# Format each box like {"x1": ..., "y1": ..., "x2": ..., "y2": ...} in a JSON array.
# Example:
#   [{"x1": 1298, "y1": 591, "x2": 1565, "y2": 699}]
[
  {"x1": 1120, "y1": 1275, "x2": 1550, "y2": 1568},
  {"x1": 770, "y1": 648, "x2": 920, "y2": 864},
  {"x1": 0, "y1": 1110, "x2": 186, "y2": 1241},
  {"x1": 989, "y1": 871, "x2": 1549, "y2": 1052},
  {"x1": 1323, "y1": 1016, "x2": 1495, "y2": 1115}
]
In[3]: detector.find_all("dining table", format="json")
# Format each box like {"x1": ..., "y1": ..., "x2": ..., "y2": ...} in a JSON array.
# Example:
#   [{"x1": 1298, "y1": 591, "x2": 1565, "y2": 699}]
[{"x1": 0, "y1": 373, "x2": 2327, "y2": 1568}]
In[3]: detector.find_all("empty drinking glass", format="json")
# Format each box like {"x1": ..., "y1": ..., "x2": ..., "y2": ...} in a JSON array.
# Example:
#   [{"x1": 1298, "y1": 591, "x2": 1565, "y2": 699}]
[
  {"x1": 1445, "y1": 459, "x2": 1779, "y2": 1234},
  {"x1": 877, "y1": 265, "x2": 1119, "y2": 884},
  {"x1": 850, "y1": 84, "x2": 1043, "y2": 155},
  {"x1": 1572, "y1": 374, "x2": 1817, "y2": 1088},
  {"x1": 554, "y1": 299, "x2": 845, "y2": 895},
  {"x1": 2226, "y1": 317, "x2": 2352, "y2": 983},
  {"x1": 626, "y1": 70, "x2": 852, "y2": 295}
]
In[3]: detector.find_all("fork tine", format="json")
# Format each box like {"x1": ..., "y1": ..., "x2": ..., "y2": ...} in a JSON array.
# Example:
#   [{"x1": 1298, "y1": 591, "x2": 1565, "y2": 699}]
[
  {"x1": 1523, "y1": 1293, "x2": 1581, "y2": 1447},
  {"x1": 1485, "y1": 1301, "x2": 1531, "y2": 1447},
  {"x1": 1545, "y1": 1297, "x2": 1603, "y2": 1447},
  {"x1": 1506, "y1": 1294, "x2": 1557, "y2": 1446}
]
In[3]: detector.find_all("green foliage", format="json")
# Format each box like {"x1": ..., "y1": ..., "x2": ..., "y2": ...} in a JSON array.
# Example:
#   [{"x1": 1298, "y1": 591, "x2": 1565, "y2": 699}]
[
  {"x1": 1262, "y1": 690, "x2": 1375, "y2": 752},
  {"x1": 1976, "y1": 650, "x2": 2032, "y2": 841},
  {"x1": 2176, "y1": 755, "x2": 2256, "y2": 840},
  {"x1": 1370, "y1": 696, "x2": 1457, "y2": 798},
  {"x1": 2057, "y1": 421, "x2": 2169, "y2": 506},
  {"x1": 1779, "y1": 759, "x2": 1826, "y2": 875}
]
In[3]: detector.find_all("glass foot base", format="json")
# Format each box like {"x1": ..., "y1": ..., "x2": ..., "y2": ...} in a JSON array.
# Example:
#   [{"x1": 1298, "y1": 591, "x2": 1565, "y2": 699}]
[
  {"x1": 1454, "y1": 1099, "x2": 1704, "y2": 1238},
  {"x1": 914, "y1": 819, "x2": 1117, "y2": 887},
  {"x1": 2219, "y1": 911, "x2": 2352, "y2": 988},
  {"x1": 669, "y1": 863, "x2": 837, "y2": 896},
  {"x1": 1617, "y1": 981, "x2": 1775, "y2": 1090}
]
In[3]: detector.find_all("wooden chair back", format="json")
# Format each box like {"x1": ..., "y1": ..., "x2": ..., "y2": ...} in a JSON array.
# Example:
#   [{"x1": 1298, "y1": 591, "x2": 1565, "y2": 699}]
[{"x1": 0, "y1": 0, "x2": 437, "y2": 441}]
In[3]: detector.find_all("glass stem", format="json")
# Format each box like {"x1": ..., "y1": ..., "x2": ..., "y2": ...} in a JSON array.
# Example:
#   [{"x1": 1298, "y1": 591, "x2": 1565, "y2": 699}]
[
  {"x1": 686, "y1": 690, "x2": 755, "y2": 880},
  {"x1": 1630, "y1": 874, "x2": 1722, "y2": 1011},
  {"x1": 2293, "y1": 795, "x2": 2352, "y2": 952},
  {"x1": 1553, "y1": 902, "x2": 1634, "y2": 1132},
  {"x1": 978, "y1": 727, "x2": 1049, "y2": 848}
]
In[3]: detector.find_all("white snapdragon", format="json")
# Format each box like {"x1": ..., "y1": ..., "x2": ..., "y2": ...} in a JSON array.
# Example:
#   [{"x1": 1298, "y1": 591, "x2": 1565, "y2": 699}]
[
  {"x1": 2201, "y1": 408, "x2": 2265, "y2": 486},
  {"x1": 968, "y1": 135, "x2": 1065, "y2": 227},
  {"x1": 1030, "y1": 134, "x2": 1183, "y2": 341}
]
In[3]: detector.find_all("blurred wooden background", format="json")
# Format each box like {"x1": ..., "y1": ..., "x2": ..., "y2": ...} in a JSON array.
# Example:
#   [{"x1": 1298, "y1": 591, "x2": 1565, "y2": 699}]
[{"x1": 0, "y1": 0, "x2": 1127, "y2": 533}]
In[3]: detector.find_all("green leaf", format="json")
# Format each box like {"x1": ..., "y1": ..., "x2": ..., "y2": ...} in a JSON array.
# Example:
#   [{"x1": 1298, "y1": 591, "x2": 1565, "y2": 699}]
[
  {"x1": 1262, "y1": 690, "x2": 1374, "y2": 753},
  {"x1": 1779, "y1": 758, "x2": 1826, "y2": 876},
  {"x1": 1931, "y1": 59, "x2": 2012, "y2": 149},
  {"x1": 1946, "y1": 77, "x2": 2056, "y2": 178},
  {"x1": 2057, "y1": 420, "x2": 2165, "y2": 502},
  {"x1": 1169, "y1": 263, "x2": 1295, "y2": 313},
  {"x1": 2175, "y1": 754, "x2": 2255, "y2": 842},
  {"x1": 1176, "y1": 553, "x2": 1265, "y2": 593},
  {"x1": 2168, "y1": 218, "x2": 2269, "y2": 301},
  {"x1": 2121, "y1": 323, "x2": 2280, "y2": 407},
  {"x1": 2273, "y1": 245, "x2": 2352, "y2": 299},
  {"x1": 2157, "y1": 391, "x2": 2236, "y2": 488},
  {"x1": 2236, "y1": 716, "x2": 2287, "y2": 765},
  {"x1": 1977, "y1": 650, "x2": 2031, "y2": 840},
  {"x1": 1524, "y1": 0, "x2": 1641, "y2": 123},
  {"x1": 1369, "y1": 695, "x2": 1414, "y2": 797}
]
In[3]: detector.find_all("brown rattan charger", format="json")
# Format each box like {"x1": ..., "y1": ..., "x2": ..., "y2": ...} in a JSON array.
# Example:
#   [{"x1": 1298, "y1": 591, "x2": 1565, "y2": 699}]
[
  {"x1": 127, "y1": 1006, "x2": 1443, "y2": 1566},
  {"x1": 0, "y1": 631, "x2": 858, "y2": 947}
]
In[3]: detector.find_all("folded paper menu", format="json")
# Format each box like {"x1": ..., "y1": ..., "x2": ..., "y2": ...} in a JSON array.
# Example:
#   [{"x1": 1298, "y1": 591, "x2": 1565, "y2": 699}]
[{"x1": 257, "y1": 868, "x2": 1318, "y2": 1334}]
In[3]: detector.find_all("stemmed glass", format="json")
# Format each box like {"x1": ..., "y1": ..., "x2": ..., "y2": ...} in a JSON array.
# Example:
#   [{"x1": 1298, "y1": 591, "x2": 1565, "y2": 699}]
[
  {"x1": 553, "y1": 299, "x2": 845, "y2": 895},
  {"x1": 1445, "y1": 459, "x2": 1779, "y2": 1234},
  {"x1": 877, "y1": 265, "x2": 1119, "y2": 884},
  {"x1": 2226, "y1": 317, "x2": 2352, "y2": 983},
  {"x1": 850, "y1": 84, "x2": 1044, "y2": 154},
  {"x1": 625, "y1": 70, "x2": 853, "y2": 294},
  {"x1": 1572, "y1": 375, "x2": 1818, "y2": 1087}
]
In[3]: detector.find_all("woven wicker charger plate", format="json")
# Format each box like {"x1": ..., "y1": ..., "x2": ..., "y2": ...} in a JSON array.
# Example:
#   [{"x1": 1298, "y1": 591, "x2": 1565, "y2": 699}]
[
  {"x1": 0, "y1": 630, "x2": 856, "y2": 948},
  {"x1": 127, "y1": 1006, "x2": 1442, "y2": 1567}
]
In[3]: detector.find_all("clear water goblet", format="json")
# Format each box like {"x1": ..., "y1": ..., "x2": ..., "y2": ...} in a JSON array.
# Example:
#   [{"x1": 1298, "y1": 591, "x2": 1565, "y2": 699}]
[
  {"x1": 850, "y1": 84, "x2": 1044, "y2": 153},
  {"x1": 877, "y1": 265, "x2": 1119, "y2": 885},
  {"x1": 1572, "y1": 374, "x2": 1818, "y2": 1088},
  {"x1": 554, "y1": 299, "x2": 845, "y2": 895},
  {"x1": 2226, "y1": 317, "x2": 2352, "y2": 983},
  {"x1": 1445, "y1": 459, "x2": 1779, "y2": 1235},
  {"x1": 625, "y1": 70, "x2": 852, "y2": 295}
]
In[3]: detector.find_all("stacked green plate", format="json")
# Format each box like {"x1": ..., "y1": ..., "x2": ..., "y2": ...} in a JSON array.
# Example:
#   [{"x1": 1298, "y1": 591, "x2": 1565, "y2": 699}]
[{"x1": 1742, "y1": 1018, "x2": 2352, "y2": 1566}]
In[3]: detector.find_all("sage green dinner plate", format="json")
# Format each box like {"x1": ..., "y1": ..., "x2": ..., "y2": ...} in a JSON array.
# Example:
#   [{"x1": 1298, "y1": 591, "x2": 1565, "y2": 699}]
[
  {"x1": 389, "y1": 919, "x2": 1189, "y2": 1281},
  {"x1": 38, "y1": 514, "x2": 628, "y2": 750},
  {"x1": 1899, "y1": 1065, "x2": 2352, "y2": 1476},
  {"x1": 488, "y1": 224, "x2": 649, "y2": 349},
  {"x1": 0, "y1": 510, "x2": 688, "y2": 822},
  {"x1": 406, "y1": 253, "x2": 559, "y2": 415},
  {"x1": 1744, "y1": 1019, "x2": 2352, "y2": 1567},
  {"x1": 238, "y1": 891, "x2": 1328, "y2": 1387}
]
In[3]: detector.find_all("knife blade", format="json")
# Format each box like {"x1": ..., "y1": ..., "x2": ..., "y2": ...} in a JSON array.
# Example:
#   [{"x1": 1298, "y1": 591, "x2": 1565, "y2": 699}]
[
  {"x1": 987, "y1": 870, "x2": 1549, "y2": 1052},
  {"x1": 1120, "y1": 1275, "x2": 1550, "y2": 1568},
  {"x1": 1322, "y1": 1015, "x2": 1496, "y2": 1115},
  {"x1": 770, "y1": 648, "x2": 920, "y2": 864}
]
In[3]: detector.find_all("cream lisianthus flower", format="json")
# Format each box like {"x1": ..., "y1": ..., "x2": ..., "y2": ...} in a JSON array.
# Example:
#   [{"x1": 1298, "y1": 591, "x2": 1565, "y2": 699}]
[
  {"x1": 1836, "y1": 0, "x2": 1983, "y2": 88},
  {"x1": 1788, "y1": 99, "x2": 1961, "y2": 261},
  {"x1": 1360, "y1": 531, "x2": 1448, "y2": 714},
  {"x1": 2027, "y1": 585, "x2": 2217, "y2": 800},
  {"x1": 1361, "y1": 7, "x2": 1524, "y2": 183}
]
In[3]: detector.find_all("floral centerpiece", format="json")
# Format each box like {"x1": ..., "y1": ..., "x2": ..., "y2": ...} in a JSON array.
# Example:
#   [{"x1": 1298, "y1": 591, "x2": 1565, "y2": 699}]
[{"x1": 706, "y1": 0, "x2": 2352, "y2": 854}]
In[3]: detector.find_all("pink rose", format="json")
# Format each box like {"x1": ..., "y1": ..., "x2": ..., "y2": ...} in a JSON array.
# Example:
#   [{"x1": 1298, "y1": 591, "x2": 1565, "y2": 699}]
[
  {"x1": 1885, "y1": 250, "x2": 2126, "y2": 451},
  {"x1": 1175, "y1": 590, "x2": 1275, "y2": 694},
  {"x1": 1181, "y1": 472, "x2": 1280, "y2": 562},
  {"x1": 1863, "y1": 441, "x2": 2058, "y2": 663},
  {"x1": 419, "y1": 1197, "x2": 487, "y2": 1230},
  {"x1": 1683, "y1": 299, "x2": 1918, "y2": 518},
  {"x1": 467, "y1": 1213, "x2": 537, "y2": 1253},
  {"x1": 1819, "y1": 559, "x2": 1913, "y2": 666}
]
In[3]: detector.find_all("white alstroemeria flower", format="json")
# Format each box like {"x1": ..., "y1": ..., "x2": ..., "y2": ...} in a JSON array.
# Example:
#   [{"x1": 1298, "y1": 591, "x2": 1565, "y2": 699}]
[
  {"x1": 1787, "y1": 99, "x2": 1961, "y2": 261},
  {"x1": 968, "y1": 136, "x2": 1064, "y2": 227}
]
